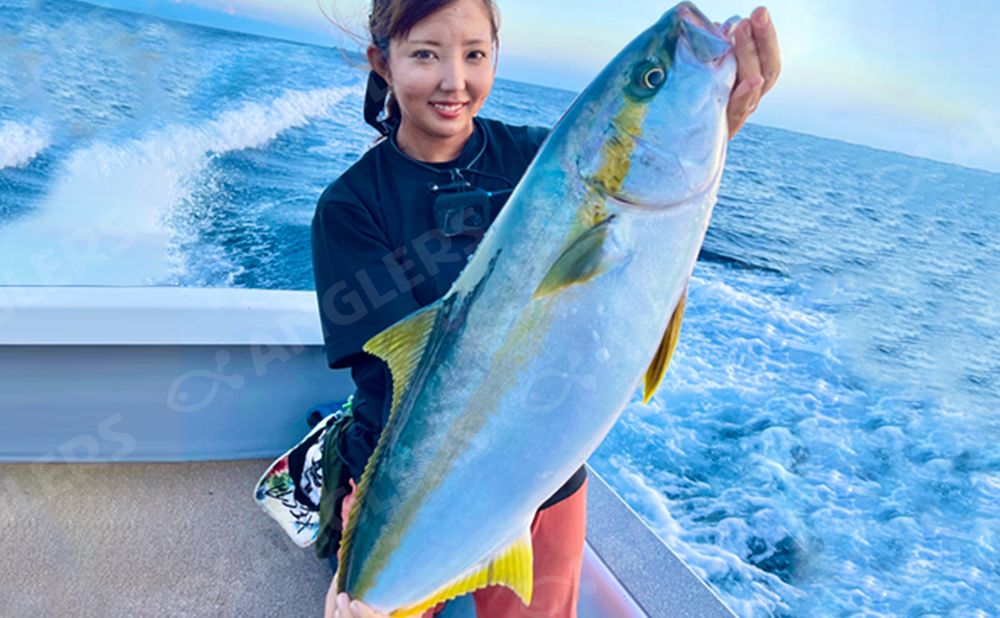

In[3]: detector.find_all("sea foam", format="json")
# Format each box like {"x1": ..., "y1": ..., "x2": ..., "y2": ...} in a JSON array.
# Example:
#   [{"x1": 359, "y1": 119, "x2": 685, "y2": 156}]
[
  {"x1": 0, "y1": 119, "x2": 50, "y2": 170},
  {"x1": 0, "y1": 86, "x2": 358, "y2": 286}
]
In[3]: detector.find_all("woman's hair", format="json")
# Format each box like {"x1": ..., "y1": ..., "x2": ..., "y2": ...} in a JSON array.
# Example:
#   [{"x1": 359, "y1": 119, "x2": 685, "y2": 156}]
[
  {"x1": 368, "y1": 0, "x2": 501, "y2": 52},
  {"x1": 323, "y1": 0, "x2": 501, "y2": 134}
]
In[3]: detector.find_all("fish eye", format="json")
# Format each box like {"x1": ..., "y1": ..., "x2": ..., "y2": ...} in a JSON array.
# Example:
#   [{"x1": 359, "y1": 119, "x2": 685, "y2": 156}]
[
  {"x1": 627, "y1": 59, "x2": 667, "y2": 100},
  {"x1": 642, "y1": 67, "x2": 665, "y2": 89}
]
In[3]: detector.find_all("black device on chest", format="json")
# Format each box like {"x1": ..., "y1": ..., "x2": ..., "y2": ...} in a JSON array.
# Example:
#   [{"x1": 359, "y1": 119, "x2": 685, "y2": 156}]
[{"x1": 429, "y1": 178, "x2": 494, "y2": 238}]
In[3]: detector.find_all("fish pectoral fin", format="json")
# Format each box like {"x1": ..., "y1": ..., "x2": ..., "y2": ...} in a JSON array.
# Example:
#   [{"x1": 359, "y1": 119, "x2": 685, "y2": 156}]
[
  {"x1": 534, "y1": 215, "x2": 622, "y2": 299},
  {"x1": 391, "y1": 529, "x2": 534, "y2": 617},
  {"x1": 363, "y1": 300, "x2": 442, "y2": 418},
  {"x1": 643, "y1": 288, "x2": 688, "y2": 404}
]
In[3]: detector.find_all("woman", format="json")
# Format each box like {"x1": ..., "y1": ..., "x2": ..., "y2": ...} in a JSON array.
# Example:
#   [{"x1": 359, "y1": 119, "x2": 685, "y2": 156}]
[{"x1": 313, "y1": 1, "x2": 781, "y2": 616}]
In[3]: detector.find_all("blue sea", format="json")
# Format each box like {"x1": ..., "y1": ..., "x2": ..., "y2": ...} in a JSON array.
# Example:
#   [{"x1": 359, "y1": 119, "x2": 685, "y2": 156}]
[{"x1": 2, "y1": 1, "x2": 999, "y2": 616}]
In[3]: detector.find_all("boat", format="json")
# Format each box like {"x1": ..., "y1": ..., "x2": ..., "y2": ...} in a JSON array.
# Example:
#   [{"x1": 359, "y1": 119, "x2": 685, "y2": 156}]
[{"x1": 0, "y1": 285, "x2": 736, "y2": 617}]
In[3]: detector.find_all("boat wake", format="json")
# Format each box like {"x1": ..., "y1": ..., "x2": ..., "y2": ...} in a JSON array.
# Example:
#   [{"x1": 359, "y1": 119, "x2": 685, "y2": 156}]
[{"x1": 0, "y1": 86, "x2": 358, "y2": 286}]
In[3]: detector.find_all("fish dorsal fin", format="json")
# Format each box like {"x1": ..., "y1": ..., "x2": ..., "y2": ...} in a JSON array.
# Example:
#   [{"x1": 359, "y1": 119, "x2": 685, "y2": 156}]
[
  {"x1": 391, "y1": 528, "x2": 534, "y2": 617},
  {"x1": 337, "y1": 301, "x2": 443, "y2": 594},
  {"x1": 534, "y1": 215, "x2": 619, "y2": 299},
  {"x1": 362, "y1": 301, "x2": 441, "y2": 417},
  {"x1": 643, "y1": 289, "x2": 688, "y2": 404}
]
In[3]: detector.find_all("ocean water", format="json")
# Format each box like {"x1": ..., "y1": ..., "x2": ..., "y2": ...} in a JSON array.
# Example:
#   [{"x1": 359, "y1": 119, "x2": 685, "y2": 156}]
[{"x1": 3, "y1": 1, "x2": 999, "y2": 616}]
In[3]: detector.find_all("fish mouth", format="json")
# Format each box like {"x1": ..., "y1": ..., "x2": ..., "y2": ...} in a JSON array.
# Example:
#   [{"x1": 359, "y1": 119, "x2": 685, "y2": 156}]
[
  {"x1": 674, "y1": 2, "x2": 734, "y2": 63},
  {"x1": 675, "y1": 2, "x2": 725, "y2": 38}
]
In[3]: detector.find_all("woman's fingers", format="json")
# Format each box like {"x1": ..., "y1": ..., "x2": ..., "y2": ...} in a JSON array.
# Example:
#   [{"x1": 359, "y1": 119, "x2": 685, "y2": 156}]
[
  {"x1": 348, "y1": 599, "x2": 388, "y2": 617},
  {"x1": 338, "y1": 592, "x2": 352, "y2": 617},
  {"x1": 327, "y1": 590, "x2": 389, "y2": 618},
  {"x1": 324, "y1": 565, "x2": 388, "y2": 618},
  {"x1": 325, "y1": 576, "x2": 339, "y2": 618},
  {"x1": 731, "y1": 74, "x2": 765, "y2": 114},
  {"x1": 749, "y1": 6, "x2": 781, "y2": 96},
  {"x1": 733, "y1": 18, "x2": 763, "y2": 94},
  {"x1": 727, "y1": 74, "x2": 765, "y2": 138},
  {"x1": 726, "y1": 6, "x2": 782, "y2": 138}
]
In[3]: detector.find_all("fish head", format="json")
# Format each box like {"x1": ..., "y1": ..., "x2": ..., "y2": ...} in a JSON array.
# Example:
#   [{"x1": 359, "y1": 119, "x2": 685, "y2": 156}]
[{"x1": 568, "y1": 1, "x2": 737, "y2": 209}]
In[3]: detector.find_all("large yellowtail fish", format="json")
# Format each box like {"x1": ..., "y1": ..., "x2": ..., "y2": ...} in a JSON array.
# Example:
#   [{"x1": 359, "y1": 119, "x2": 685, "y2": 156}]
[{"x1": 338, "y1": 2, "x2": 737, "y2": 613}]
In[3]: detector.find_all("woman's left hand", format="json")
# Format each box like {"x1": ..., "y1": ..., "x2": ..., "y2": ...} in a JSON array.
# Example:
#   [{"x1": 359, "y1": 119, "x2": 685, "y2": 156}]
[
  {"x1": 724, "y1": 6, "x2": 781, "y2": 140},
  {"x1": 326, "y1": 574, "x2": 389, "y2": 618}
]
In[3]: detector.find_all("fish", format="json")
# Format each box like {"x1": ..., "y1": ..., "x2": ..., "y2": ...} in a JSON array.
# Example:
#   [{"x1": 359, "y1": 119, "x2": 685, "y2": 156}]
[{"x1": 336, "y1": 2, "x2": 737, "y2": 614}]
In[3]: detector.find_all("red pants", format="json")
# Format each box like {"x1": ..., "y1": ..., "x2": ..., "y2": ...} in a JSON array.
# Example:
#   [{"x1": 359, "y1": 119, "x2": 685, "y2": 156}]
[{"x1": 338, "y1": 477, "x2": 588, "y2": 618}]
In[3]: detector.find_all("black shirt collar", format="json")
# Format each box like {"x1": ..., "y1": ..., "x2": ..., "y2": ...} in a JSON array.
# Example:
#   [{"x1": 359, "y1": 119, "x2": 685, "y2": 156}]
[{"x1": 386, "y1": 117, "x2": 487, "y2": 173}]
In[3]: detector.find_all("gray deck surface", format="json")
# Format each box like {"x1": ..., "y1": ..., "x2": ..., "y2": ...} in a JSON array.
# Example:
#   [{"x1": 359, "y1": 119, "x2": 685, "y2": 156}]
[
  {"x1": 1, "y1": 461, "x2": 332, "y2": 617},
  {"x1": 0, "y1": 461, "x2": 735, "y2": 617}
]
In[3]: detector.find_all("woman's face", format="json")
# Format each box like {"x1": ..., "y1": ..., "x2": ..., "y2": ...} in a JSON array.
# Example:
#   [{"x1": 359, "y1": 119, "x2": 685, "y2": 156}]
[{"x1": 381, "y1": 0, "x2": 496, "y2": 152}]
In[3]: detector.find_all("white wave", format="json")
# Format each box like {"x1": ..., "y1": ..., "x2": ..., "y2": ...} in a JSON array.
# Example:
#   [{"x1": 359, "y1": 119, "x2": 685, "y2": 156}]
[
  {"x1": 691, "y1": 271, "x2": 828, "y2": 333},
  {"x1": 0, "y1": 119, "x2": 50, "y2": 169},
  {"x1": 0, "y1": 86, "x2": 358, "y2": 286},
  {"x1": 173, "y1": 86, "x2": 362, "y2": 157},
  {"x1": 606, "y1": 460, "x2": 802, "y2": 617}
]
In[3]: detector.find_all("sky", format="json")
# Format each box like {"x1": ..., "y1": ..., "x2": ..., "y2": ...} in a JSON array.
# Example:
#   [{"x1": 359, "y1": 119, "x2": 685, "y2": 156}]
[{"x1": 80, "y1": 0, "x2": 1000, "y2": 173}]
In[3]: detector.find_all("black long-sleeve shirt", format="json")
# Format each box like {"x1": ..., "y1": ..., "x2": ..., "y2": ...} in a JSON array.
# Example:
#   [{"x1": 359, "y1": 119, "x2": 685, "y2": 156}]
[{"x1": 311, "y1": 116, "x2": 586, "y2": 510}]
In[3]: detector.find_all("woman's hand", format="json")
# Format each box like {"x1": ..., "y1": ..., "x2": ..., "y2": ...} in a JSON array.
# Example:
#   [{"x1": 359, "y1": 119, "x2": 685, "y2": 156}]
[
  {"x1": 325, "y1": 575, "x2": 389, "y2": 618},
  {"x1": 724, "y1": 6, "x2": 781, "y2": 140}
]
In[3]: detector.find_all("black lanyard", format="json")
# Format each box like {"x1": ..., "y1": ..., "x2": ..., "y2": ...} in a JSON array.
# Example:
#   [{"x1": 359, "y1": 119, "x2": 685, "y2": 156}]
[{"x1": 388, "y1": 122, "x2": 515, "y2": 237}]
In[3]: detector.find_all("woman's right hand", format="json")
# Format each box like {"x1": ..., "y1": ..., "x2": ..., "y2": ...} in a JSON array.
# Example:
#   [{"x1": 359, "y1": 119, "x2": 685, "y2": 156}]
[{"x1": 325, "y1": 575, "x2": 389, "y2": 618}]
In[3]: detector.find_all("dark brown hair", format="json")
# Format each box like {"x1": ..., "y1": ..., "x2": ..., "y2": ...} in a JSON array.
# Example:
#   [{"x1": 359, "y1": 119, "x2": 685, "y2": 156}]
[{"x1": 368, "y1": 0, "x2": 501, "y2": 51}]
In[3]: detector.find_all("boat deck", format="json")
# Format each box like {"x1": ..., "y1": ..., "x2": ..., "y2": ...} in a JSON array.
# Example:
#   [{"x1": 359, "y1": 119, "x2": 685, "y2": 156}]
[
  {"x1": 0, "y1": 460, "x2": 734, "y2": 617},
  {"x1": 0, "y1": 287, "x2": 736, "y2": 616}
]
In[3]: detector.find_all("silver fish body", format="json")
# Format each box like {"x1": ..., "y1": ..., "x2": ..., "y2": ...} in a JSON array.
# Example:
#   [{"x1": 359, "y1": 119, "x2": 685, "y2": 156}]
[{"x1": 338, "y1": 3, "x2": 737, "y2": 613}]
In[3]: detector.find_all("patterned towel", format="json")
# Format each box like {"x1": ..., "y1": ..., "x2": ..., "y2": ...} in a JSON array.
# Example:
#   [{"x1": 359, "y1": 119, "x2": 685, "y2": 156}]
[{"x1": 253, "y1": 397, "x2": 352, "y2": 548}]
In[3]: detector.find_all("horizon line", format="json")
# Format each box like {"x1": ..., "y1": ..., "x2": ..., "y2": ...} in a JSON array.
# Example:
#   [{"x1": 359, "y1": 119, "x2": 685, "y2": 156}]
[{"x1": 74, "y1": 0, "x2": 1000, "y2": 176}]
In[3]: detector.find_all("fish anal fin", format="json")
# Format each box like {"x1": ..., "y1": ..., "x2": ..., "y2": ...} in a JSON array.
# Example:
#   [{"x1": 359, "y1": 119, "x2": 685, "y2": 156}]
[
  {"x1": 534, "y1": 215, "x2": 622, "y2": 299},
  {"x1": 643, "y1": 289, "x2": 687, "y2": 404},
  {"x1": 390, "y1": 529, "x2": 534, "y2": 617}
]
